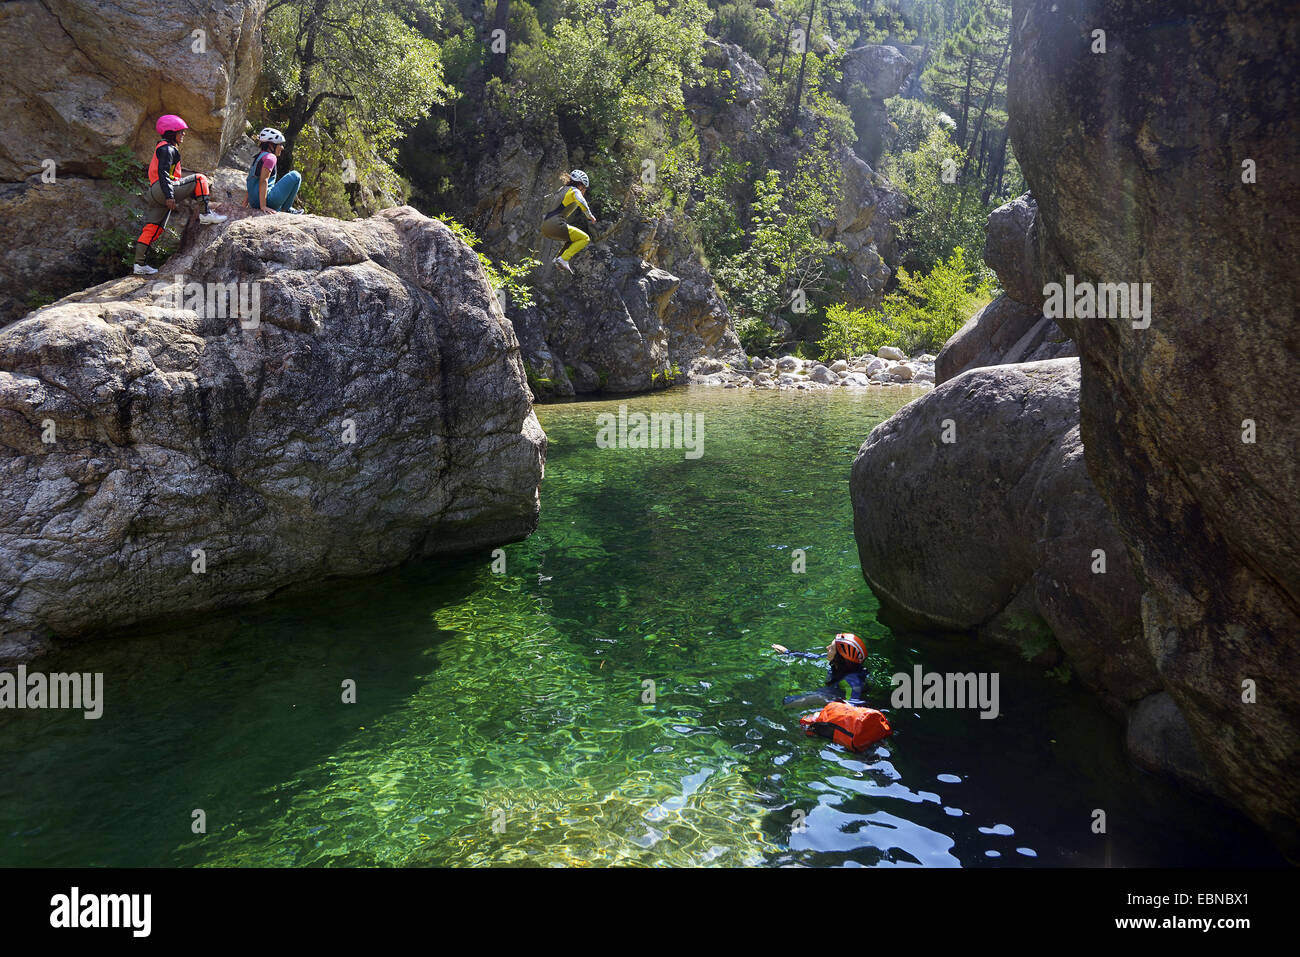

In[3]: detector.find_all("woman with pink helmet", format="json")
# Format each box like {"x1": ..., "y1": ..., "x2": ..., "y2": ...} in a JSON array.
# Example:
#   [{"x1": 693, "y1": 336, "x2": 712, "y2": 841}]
[{"x1": 131, "y1": 114, "x2": 227, "y2": 276}]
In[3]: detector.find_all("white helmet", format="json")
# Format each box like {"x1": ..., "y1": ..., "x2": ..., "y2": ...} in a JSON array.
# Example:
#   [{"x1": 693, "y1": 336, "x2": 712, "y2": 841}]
[
  {"x1": 568, "y1": 169, "x2": 589, "y2": 187},
  {"x1": 258, "y1": 127, "x2": 286, "y2": 145}
]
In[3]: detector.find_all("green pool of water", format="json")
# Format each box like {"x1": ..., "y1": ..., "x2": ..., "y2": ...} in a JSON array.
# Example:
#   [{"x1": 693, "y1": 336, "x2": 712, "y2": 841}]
[{"x1": 0, "y1": 386, "x2": 1282, "y2": 866}]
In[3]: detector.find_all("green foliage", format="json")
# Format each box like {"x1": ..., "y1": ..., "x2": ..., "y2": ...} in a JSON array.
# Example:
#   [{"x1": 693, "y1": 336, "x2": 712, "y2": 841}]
[
  {"x1": 525, "y1": 361, "x2": 555, "y2": 393},
  {"x1": 817, "y1": 302, "x2": 891, "y2": 361},
  {"x1": 885, "y1": 127, "x2": 993, "y2": 273},
  {"x1": 818, "y1": 247, "x2": 991, "y2": 359},
  {"x1": 884, "y1": 96, "x2": 952, "y2": 159},
  {"x1": 631, "y1": 110, "x2": 703, "y2": 222},
  {"x1": 1046, "y1": 663, "x2": 1073, "y2": 685},
  {"x1": 708, "y1": 131, "x2": 845, "y2": 338},
  {"x1": 711, "y1": 2, "x2": 775, "y2": 61},
  {"x1": 260, "y1": 0, "x2": 449, "y2": 216},
  {"x1": 1017, "y1": 629, "x2": 1055, "y2": 663},
  {"x1": 650, "y1": 362, "x2": 684, "y2": 387},
  {"x1": 733, "y1": 315, "x2": 778, "y2": 355},
  {"x1": 439, "y1": 214, "x2": 539, "y2": 309},
  {"x1": 507, "y1": 0, "x2": 711, "y2": 150}
]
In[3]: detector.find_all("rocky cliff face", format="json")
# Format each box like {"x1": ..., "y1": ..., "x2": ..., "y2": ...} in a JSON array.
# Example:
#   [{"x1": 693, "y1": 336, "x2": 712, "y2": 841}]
[
  {"x1": 0, "y1": 206, "x2": 546, "y2": 663},
  {"x1": 691, "y1": 41, "x2": 909, "y2": 312},
  {"x1": 838, "y1": 44, "x2": 915, "y2": 166},
  {"x1": 1008, "y1": 0, "x2": 1300, "y2": 851},
  {"x1": 465, "y1": 128, "x2": 741, "y2": 398},
  {"x1": 935, "y1": 193, "x2": 1075, "y2": 385},
  {"x1": 0, "y1": 0, "x2": 266, "y2": 324}
]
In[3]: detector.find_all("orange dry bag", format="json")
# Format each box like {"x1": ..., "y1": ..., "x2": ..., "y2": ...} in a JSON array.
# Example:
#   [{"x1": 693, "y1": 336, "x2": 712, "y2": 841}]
[{"x1": 799, "y1": 701, "x2": 892, "y2": 752}]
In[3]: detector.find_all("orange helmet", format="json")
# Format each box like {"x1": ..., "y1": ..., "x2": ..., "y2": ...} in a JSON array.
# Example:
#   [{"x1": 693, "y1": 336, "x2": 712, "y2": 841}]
[{"x1": 832, "y1": 633, "x2": 867, "y2": 664}]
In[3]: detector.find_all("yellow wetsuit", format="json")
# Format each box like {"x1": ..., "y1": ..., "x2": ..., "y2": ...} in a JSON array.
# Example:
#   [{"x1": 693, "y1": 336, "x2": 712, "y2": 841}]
[{"x1": 542, "y1": 186, "x2": 594, "y2": 260}]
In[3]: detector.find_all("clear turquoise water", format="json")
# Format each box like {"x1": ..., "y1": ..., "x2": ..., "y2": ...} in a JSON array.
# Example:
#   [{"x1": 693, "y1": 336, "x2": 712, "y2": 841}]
[{"x1": 0, "y1": 386, "x2": 1282, "y2": 866}]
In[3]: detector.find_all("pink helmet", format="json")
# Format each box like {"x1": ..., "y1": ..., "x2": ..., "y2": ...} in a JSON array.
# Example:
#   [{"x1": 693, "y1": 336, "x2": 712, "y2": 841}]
[{"x1": 155, "y1": 114, "x2": 189, "y2": 135}]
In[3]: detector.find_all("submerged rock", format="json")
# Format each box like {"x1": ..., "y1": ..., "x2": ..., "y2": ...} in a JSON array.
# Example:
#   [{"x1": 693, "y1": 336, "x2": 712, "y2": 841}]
[{"x1": 0, "y1": 206, "x2": 546, "y2": 661}]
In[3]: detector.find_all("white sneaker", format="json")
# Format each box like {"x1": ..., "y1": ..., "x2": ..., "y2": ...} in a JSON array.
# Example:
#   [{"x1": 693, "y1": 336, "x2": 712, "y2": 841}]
[
  {"x1": 199, "y1": 211, "x2": 228, "y2": 225},
  {"x1": 553, "y1": 257, "x2": 572, "y2": 274},
  {"x1": 133, "y1": 263, "x2": 158, "y2": 276}
]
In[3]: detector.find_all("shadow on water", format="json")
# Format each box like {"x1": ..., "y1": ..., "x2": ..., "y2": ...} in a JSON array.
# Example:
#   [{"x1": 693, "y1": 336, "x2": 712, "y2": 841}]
[{"x1": 0, "y1": 557, "x2": 487, "y2": 866}]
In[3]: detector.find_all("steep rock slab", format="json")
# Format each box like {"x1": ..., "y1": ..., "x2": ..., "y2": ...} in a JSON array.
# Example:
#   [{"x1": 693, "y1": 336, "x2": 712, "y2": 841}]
[
  {"x1": 936, "y1": 193, "x2": 1074, "y2": 384},
  {"x1": 839, "y1": 44, "x2": 914, "y2": 165},
  {"x1": 1009, "y1": 0, "x2": 1300, "y2": 849},
  {"x1": 937, "y1": 295, "x2": 1074, "y2": 385},
  {"x1": 851, "y1": 359, "x2": 1158, "y2": 715},
  {"x1": 0, "y1": 0, "x2": 266, "y2": 322},
  {"x1": 0, "y1": 207, "x2": 546, "y2": 660}
]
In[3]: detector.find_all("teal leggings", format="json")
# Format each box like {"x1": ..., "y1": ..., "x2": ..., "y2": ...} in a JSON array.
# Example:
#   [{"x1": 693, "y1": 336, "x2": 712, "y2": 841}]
[{"x1": 249, "y1": 170, "x2": 302, "y2": 211}]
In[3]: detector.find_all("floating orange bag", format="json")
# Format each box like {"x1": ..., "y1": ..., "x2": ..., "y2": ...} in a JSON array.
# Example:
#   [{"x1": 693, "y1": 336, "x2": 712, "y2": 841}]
[{"x1": 800, "y1": 701, "x2": 892, "y2": 752}]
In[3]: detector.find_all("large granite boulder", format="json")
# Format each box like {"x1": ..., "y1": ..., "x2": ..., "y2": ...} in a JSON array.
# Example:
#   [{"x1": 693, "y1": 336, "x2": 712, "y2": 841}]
[
  {"x1": 0, "y1": 206, "x2": 547, "y2": 662},
  {"x1": 851, "y1": 358, "x2": 1158, "y2": 715},
  {"x1": 1008, "y1": 0, "x2": 1300, "y2": 850},
  {"x1": 0, "y1": 0, "x2": 267, "y2": 324},
  {"x1": 983, "y1": 192, "x2": 1043, "y2": 306}
]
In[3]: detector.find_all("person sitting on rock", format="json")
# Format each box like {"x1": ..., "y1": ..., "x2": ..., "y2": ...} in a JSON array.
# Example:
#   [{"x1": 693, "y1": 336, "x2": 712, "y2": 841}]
[
  {"x1": 246, "y1": 127, "x2": 303, "y2": 215},
  {"x1": 541, "y1": 169, "x2": 597, "y2": 273},
  {"x1": 132, "y1": 114, "x2": 227, "y2": 276},
  {"x1": 773, "y1": 633, "x2": 872, "y2": 706}
]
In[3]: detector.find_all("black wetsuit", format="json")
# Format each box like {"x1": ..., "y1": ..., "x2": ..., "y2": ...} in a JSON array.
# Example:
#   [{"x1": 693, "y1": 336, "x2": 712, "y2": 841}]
[{"x1": 782, "y1": 651, "x2": 870, "y2": 705}]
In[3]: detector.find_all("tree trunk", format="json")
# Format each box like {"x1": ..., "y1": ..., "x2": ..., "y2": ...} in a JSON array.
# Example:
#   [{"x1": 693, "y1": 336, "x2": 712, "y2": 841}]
[
  {"x1": 787, "y1": 0, "x2": 817, "y2": 132},
  {"x1": 953, "y1": 39, "x2": 1010, "y2": 223},
  {"x1": 956, "y1": 50, "x2": 974, "y2": 148},
  {"x1": 778, "y1": 17, "x2": 794, "y2": 81},
  {"x1": 488, "y1": 0, "x2": 511, "y2": 80},
  {"x1": 282, "y1": 0, "x2": 330, "y2": 173},
  {"x1": 986, "y1": 125, "x2": 1010, "y2": 204}
]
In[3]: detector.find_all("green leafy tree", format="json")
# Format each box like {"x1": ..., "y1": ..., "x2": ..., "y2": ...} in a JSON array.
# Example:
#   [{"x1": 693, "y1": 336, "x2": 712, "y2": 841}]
[
  {"x1": 819, "y1": 246, "x2": 992, "y2": 358},
  {"x1": 261, "y1": 0, "x2": 448, "y2": 214},
  {"x1": 886, "y1": 126, "x2": 990, "y2": 272},
  {"x1": 507, "y1": 0, "x2": 711, "y2": 150}
]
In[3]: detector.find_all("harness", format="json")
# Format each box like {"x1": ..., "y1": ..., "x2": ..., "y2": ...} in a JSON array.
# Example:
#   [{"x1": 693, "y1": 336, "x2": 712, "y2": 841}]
[{"x1": 148, "y1": 140, "x2": 180, "y2": 185}]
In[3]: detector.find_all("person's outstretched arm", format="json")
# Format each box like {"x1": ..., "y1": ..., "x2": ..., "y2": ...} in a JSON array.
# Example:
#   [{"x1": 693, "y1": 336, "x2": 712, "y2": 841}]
[{"x1": 770, "y1": 644, "x2": 823, "y2": 661}]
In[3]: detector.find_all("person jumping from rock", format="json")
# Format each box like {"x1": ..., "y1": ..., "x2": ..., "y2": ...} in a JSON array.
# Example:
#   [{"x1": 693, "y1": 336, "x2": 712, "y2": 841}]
[
  {"x1": 132, "y1": 114, "x2": 226, "y2": 276},
  {"x1": 246, "y1": 128, "x2": 303, "y2": 215},
  {"x1": 541, "y1": 169, "x2": 596, "y2": 273},
  {"x1": 773, "y1": 633, "x2": 872, "y2": 706}
]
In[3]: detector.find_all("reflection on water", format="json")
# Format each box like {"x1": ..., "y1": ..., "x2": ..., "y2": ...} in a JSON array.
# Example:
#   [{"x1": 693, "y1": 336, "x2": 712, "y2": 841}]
[{"x1": 0, "y1": 387, "x2": 1283, "y2": 866}]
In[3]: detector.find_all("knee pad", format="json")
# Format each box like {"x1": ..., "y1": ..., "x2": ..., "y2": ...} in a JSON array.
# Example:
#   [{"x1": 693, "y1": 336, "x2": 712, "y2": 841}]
[{"x1": 194, "y1": 174, "x2": 210, "y2": 196}]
